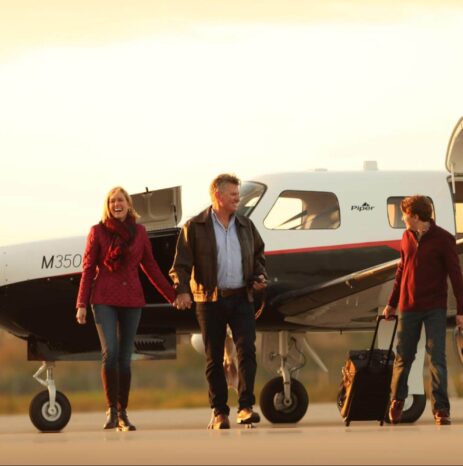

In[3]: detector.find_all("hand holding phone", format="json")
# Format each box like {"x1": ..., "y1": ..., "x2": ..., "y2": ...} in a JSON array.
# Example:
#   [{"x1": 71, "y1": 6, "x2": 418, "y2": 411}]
[{"x1": 252, "y1": 274, "x2": 267, "y2": 291}]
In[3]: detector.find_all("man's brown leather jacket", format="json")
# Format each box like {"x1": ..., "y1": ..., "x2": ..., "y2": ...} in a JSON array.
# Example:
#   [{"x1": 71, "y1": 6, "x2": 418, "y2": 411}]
[{"x1": 169, "y1": 207, "x2": 266, "y2": 303}]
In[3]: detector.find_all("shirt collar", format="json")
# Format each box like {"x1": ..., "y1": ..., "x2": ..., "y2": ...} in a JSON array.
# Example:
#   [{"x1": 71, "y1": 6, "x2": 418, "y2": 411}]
[{"x1": 211, "y1": 209, "x2": 235, "y2": 230}]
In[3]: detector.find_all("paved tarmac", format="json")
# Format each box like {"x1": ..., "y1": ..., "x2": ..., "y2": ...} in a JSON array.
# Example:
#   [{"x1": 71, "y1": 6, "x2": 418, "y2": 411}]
[{"x1": 1, "y1": 400, "x2": 463, "y2": 465}]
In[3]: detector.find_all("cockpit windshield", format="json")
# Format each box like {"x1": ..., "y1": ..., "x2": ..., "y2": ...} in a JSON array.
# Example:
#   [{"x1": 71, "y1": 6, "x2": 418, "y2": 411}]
[{"x1": 237, "y1": 182, "x2": 266, "y2": 218}]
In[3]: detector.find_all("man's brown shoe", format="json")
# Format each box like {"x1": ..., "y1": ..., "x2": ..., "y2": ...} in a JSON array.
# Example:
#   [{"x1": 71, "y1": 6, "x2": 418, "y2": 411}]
[
  {"x1": 434, "y1": 410, "x2": 451, "y2": 425},
  {"x1": 207, "y1": 412, "x2": 230, "y2": 430},
  {"x1": 388, "y1": 399, "x2": 404, "y2": 424},
  {"x1": 237, "y1": 408, "x2": 261, "y2": 425}
]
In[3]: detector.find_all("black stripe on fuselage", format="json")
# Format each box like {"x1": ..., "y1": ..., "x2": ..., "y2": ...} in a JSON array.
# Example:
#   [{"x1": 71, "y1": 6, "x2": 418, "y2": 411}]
[{"x1": 0, "y1": 243, "x2": 400, "y2": 355}]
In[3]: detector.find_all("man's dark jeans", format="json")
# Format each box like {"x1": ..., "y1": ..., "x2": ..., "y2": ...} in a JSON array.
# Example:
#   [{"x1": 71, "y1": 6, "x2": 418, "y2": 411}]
[
  {"x1": 196, "y1": 294, "x2": 257, "y2": 416},
  {"x1": 391, "y1": 308, "x2": 449, "y2": 413},
  {"x1": 92, "y1": 305, "x2": 142, "y2": 371}
]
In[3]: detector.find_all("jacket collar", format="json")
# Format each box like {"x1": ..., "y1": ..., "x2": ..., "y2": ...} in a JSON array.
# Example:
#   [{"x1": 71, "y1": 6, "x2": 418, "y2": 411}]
[
  {"x1": 421, "y1": 218, "x2": 437, "y2": 236},
  {"x1": 407, "y1": 218, "x2": 437, "y2": 241},
  {"x1": 192, "y1": 206, "x2": 246, "y2": 226}
]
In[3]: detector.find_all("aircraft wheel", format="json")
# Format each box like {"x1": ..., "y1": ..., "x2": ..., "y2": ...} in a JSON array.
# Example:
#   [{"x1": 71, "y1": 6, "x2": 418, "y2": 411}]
[
  {"x1": 259, "y1": 377, "x2": 309, "y2": 423},
  {"x1": 384, "y1": 394, "x2": 426, "y2": 424},
  {"x1": 29, "y1": 390, "x2": 71, "y2": 432}
]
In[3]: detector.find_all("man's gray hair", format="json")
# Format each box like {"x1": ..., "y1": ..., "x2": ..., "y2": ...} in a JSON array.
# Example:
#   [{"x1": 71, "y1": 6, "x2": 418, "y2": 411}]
[{"x1": 209, "y1": 173, "x2": 241, "y2": 200}]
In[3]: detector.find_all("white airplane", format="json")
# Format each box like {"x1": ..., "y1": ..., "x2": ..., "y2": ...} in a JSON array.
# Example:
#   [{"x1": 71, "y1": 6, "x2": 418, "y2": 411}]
[{"x1": 1, "y1": 117, "x2": 463, "y2": 432}]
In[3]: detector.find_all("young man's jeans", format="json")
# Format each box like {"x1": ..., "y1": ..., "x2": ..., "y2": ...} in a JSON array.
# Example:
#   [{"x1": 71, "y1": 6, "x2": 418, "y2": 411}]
[
  {"x1": 391, "y1": 308, "x2": 449, "y2": 413},
  {"x1": 92, "y1": 305, "x2": 142, "y2": 371},
  {"x1": 196, "y1": 294, "x2": 257, "y2": 416}
]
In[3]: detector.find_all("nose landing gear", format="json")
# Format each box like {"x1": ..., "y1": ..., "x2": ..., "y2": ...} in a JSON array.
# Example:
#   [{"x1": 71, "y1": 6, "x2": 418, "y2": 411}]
[{"x1": 29, "y1": 362, "x2": 71, "y2": 432}]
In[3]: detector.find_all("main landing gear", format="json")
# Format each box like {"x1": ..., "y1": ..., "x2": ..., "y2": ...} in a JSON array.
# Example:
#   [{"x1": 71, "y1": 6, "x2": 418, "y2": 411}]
[{"x1": 29, "y1": 362, "x2": 71, "y2": 432}]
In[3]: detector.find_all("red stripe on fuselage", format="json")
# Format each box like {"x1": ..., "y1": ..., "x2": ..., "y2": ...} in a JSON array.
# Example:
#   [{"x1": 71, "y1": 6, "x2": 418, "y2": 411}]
[{"x1": 265, "y1": 240, "x2": 401, "y2": 256}]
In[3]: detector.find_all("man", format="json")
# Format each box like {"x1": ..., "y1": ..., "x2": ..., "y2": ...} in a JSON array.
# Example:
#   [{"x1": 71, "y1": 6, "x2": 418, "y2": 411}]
[
  {"x1": 383, "y1": 195, "x2": 463, "y2": 425},
  {"x1": 170, "y1": 173, "x2": 267, "y2": 429}
]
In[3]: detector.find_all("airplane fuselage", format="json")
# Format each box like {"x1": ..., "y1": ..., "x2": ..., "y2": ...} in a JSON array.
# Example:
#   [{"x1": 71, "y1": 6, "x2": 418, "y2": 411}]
[{"x1": 0, "y1": 169, "x2": 458, "y2": 359}]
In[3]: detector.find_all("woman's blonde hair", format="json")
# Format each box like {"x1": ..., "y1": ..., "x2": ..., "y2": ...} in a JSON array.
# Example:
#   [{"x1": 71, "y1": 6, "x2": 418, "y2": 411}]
[{"x1": 101, "y1": 186, "x2": 140, "y2": 222}]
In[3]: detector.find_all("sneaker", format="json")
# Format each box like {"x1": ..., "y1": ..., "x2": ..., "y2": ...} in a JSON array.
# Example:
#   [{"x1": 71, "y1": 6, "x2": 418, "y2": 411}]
[
  {"x1": 434, "y1": 410, "x2": 451, "y2": 426},
  {"x1": 237, "y1": 408, "x2": 261, "y2": 425},
  {"x1": 388, "y1": 399, "x2": 404, "y2": 424},
  {"x1": 207, "y1": 412, "x2": 230, "y2": 430}
]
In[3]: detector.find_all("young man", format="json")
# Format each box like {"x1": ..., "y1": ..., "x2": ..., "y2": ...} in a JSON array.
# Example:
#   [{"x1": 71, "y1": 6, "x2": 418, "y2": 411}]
[
  {"x1": 383, "y1": 195, "x2": 463, "y2": 425},
  {"x1": 170, "y1": 173, "x2": 267, "y2": 429}
]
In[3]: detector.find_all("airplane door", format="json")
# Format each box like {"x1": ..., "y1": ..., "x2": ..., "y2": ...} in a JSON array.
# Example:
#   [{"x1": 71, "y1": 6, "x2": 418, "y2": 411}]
[
  {"x1": 131, "y1": 186, "x2": 182, "y2": 232},
  {"x1": 446, "y1": 117, "x2": 463, "y2": 175},
  {"x1": 446, "y1": 117, "x2": 463, "y2": 239}
]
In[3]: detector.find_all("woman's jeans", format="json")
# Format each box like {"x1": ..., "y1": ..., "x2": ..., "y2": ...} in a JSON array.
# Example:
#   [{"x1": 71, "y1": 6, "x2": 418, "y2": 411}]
[
  {"x1": 196, "y1": 294, "x2": 257, "y2": 416},
  {"x1": 92, "y1": 305, "x2": 142, "y2": 411},
  {"x1": 390, "y1": 308, "x2": 449, "y2": 413},
  {"x1": 92, "y1": 305, "x2": 142, "y2": 371}
]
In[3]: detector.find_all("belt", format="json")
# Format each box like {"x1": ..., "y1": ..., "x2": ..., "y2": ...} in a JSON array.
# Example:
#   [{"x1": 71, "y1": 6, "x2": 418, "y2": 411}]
[{"x1": 218, "y1": 287, "x2": 247, "y2": 298}]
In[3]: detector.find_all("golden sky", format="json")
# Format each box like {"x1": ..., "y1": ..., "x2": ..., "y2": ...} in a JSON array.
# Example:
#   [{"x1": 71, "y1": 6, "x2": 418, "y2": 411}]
[
  {"x1": 1, "y1": 0, "x2": 463, "y2": 244},
  {"x1": 2, "y1": 0, "x2": 462, "y2": 60}
]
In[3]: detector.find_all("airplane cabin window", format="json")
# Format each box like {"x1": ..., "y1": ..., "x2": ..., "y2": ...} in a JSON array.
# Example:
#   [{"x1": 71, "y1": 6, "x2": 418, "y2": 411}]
[
  {"x1": 237, "y1": 181, "x2": 266, "y2": 218},
  {"x1": 264, "y1": 190, "x2": 340, "y2": 230},
  {"x1": 387, "y1": 196, "x2": 435, "y2": 229}
]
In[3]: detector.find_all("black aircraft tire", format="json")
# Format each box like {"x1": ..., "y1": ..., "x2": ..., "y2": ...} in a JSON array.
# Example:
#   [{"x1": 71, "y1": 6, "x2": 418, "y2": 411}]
[
  {"x1": 259, "y1": 377, "x2": 309, "y2": 423},
  {"x1": 29, "y1": 390, "x2": 72, "y2": 432},
  {"x1": 384, "y1": 394, "x2": 426, "y2": 424}
]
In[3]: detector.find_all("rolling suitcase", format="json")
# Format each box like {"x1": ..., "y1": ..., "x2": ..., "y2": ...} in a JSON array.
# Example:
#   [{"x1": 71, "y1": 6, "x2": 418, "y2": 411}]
[{"x1": 338, "y1": 315, "x2": 398, "y2": 426}]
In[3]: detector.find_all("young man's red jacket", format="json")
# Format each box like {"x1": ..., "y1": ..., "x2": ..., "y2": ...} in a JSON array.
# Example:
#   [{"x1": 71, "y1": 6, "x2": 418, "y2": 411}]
[{"x1": 388, "y1": 219, "x2": 463, "y2": 314}]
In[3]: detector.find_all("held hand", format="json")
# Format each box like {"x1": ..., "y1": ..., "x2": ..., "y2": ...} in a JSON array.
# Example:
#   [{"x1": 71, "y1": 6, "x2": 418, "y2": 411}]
[
  {"x1": 456, "y1": 315, "x2": 463, "y2": 329},
  {"x1": 177, "y1": 293, "x2": 193, "y2": 310},
  {"x1": 174, "y1": 293, "x2": 193, "y2": 310},
  {"x1": 252, "y1": 274, "x2": 267, "y2": 292},
  {"x1": 173, "y1": 297, "x2": 181, "y2": 309},
  {"x1": 382, "y1": 305, "x2": 396, "y2": 320},
  {"x1": 76, "y1": 307, "x2": 87, "y2": 325}
]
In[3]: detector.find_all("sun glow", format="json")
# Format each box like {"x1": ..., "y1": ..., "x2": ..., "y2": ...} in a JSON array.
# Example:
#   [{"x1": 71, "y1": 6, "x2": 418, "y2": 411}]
[{"x1": 1, "y1": 3, "x2": 463, "y2": 244}]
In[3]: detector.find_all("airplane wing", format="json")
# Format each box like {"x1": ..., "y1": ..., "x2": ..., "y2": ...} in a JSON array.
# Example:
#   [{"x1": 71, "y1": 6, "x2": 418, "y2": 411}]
[
  {"x1": 268, "y1": 258, "x2": 399, "y2": 330},
  {"x1": 270, "y1": 239, "x2": 463, "y2": 330}
]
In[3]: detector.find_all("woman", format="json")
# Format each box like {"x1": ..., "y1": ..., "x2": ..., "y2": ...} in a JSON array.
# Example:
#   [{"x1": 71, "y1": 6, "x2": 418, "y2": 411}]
[{"x1": 76, "y1": 186, "x2": 176, "y2": 431}]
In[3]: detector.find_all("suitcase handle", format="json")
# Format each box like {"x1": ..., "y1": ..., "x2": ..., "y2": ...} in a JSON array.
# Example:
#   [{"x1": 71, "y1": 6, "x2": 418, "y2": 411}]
[{"x1": 367, "y1": 315, "x2": 398, "y2": 367}]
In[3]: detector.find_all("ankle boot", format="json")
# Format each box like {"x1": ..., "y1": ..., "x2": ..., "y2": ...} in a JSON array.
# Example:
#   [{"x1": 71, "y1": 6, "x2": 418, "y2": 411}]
[
  {"x1": 117, "y1": 410, "x2": 136, "y2": 431},
  {"x1": 103, "y1": 407, "x2": 118, "y2": 429}
]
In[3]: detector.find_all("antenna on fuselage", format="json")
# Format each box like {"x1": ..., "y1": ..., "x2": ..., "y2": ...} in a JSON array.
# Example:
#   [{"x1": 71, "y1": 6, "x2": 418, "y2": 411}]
[{"x1": 363, "y1": 160, "x2": 378, "y2": 171}]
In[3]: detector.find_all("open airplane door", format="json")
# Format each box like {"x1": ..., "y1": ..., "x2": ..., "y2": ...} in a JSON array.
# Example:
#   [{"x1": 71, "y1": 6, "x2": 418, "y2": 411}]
[
  {"x1": 445, "y1": 118, "x2": 463, "y2": 365},
  {"x1": 445, "y1": 117, "x2": 463, "y2": 259},
  {"x1": 129, "y1": 186, "x2": 183, "y2": 361},
  {"x1": 446, "y1": 118, "x2": 463, "y2": 240},
  {"x1": 131, "y1": 185, "x2": 182, "y2": 232},
  {"x1": 446, "y1": 116, "x2": 463, "y2": 206},
  {"x1": 446, "y1": 117, "x2": 463, "y2": 174}
]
